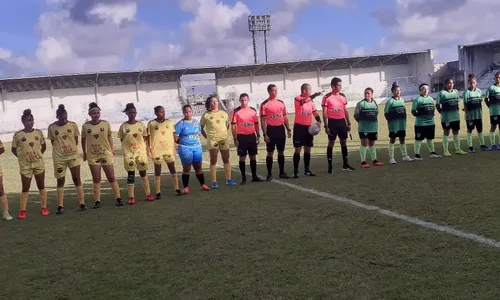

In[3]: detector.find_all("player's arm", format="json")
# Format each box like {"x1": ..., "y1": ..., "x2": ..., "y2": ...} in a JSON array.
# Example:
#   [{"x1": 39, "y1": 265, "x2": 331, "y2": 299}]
[
  {"x1": 41, "y1": 134, "x2": 47, "y2": 154},
  {"x1": 107, "y1": 123, "x2": 115, "y2": 154},
  {"x1": 73, "y1": 123, "x2": 80, "y2": 146},
  {"x1": 312, "y1": 110, "x2": 321, "y2": 125},
  {"x1": 11, "y1": 134, "x2": 17, "y2": 157},
  {"x1": 484, "y1": 89, "x2": 491, "y2": 107},
  {"x1": 230, "y1": 112, "x2": 238, "y2": 141},
  {"x1": 174, "y1": 122, "x2": 181, "y2": 144},
  {"x1": 0, "y1": 144, "x2": 4, "y2": 155},
  {"x1": 145, "y1": 124, "x2": 152, "y2": 153},
  {"x1": 47, "y1": 126, "x2": 55, "y2": 146},
  {"x1": 435, "y1": 93, "x2": 442, "y2": 113},
  {"x1": 411, "y1": 99, "x2": 419, "y2": 117},
  {"x1": 81, "y1": 134, "x2": 86, "y2": 159},
  {"x1": 462, "y1": 92, "x2": 468, "y2": 114},
  {"x1": 259, "y1": 105, "x2": 267, "y2": 137},
  {"x1": 384, "y1": 99, "x2": 391, "y2": 120},
  {"x1": 353, "y1": 102, "x2": 361, "y2": 122},
  {"x1": 200, "y1": 114, "x2": 208, "y2": 139},
  {"x1": 321, "y1": 96, "x2": 329, "y2": 129}
]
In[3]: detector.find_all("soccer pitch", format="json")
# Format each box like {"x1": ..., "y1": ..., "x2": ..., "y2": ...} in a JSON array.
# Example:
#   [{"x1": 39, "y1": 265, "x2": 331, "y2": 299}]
[{"x1": 1, "y1": 103, "x2": 500, "y2": 299}]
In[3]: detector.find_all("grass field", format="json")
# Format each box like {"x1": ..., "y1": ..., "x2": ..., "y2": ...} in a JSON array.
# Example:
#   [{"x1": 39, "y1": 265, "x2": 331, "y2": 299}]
[{"x1": 2, "y1": 103, "x2": 500, "y2": 299}]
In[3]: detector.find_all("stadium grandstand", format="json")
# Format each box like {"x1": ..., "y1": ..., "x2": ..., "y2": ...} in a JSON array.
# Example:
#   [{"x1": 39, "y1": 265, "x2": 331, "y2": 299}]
[
  {"x1": 459, "y1": 39, "x2": 500, "y2": 90},
  {"x1": 0, "y1": 49, "x2": 434, "y2": 142}
]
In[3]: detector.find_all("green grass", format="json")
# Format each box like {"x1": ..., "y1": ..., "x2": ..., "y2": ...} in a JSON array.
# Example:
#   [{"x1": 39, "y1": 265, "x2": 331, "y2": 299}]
[{"x1": 2, "y1": 103, "x2": 500, "y2": 299}]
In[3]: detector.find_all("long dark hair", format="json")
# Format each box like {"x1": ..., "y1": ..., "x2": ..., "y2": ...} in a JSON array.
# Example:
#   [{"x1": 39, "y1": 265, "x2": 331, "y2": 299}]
[
  {"x1": 205, "y1": 95, "x2": 217, "y2": 112},
  {"x1": 56, "y1": 104, "x2": 67, "y2": 117},
  {"x1": 21, "y1": 109, "x2": 33, "y2": 123},
  {"x1": 123, "y1": 102, "x2": 135, "y2": 113}
]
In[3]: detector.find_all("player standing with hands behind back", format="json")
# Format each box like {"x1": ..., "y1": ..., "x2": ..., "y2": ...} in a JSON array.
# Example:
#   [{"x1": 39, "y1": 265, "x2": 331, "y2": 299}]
[
  {"x1": 385, "y1": 82, "x2": 413, "y2": 164},
  {"x1": 260, "y1": 84, "x2": 292, "y2": 180},
  {"x1": 463, "y1": 74, "x2": 488, "y2": 152}
]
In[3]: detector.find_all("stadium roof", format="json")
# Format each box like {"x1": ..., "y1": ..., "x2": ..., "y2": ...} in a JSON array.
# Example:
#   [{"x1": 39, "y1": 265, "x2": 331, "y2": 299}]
[
  {"x1": 0, "y1": 50, "x2": 430, "y2": 93},
  {"x1": 459, "y1": 39, "x2": 500, "y2": 49}
]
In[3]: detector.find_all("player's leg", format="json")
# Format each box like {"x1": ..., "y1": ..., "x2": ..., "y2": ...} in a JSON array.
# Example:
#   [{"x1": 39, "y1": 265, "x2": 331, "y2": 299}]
[
  {"x1": 0, "y1": 175, "x2": 12, "y2": 221},
  {"x1": 247, "y1": 134, "x2": 261, "y2": 182},
  {"x1": 292, "y1": 125, "x2": 303, "y2": 178},
  {"x1": 153, "y1": 159, "x2": 163, "y2": 199},
  {"x1": 237, "y1": 135, "x2": 249, "y2": 184},
  {"x1": 137, "y1": 156, "x2": 154, "y2": 201},
  {"x1": 326, "y1": 120, "x2": 337, "y2": 174},
  {"x1": 477, "y1": 119, "x2": 489, "y2": 151},
  {"x1": 276, "y1": 137, "x2": 289, "y2": 178},
  {"x1": 466, "y1": 121, "x2": 475, "y2": 153},
  {"x1": 165, "y1": 157, "x2": 181, "y2": 195},
  {"x1": 220, "y1": 139, "x2": 236, "y2": 185},
  {"x1": 451, "y1": 121, "x2": 467, "y2": 155},
  {"x1": 338, "y1": 121, "x2": 354, "y2": 171},
  {"x1": 34, "y1": 169, "x2": 49, "y2": 216},
  {"x1": 54, "y1": 161, "x2": 67, "y2": 214},
  {"x1": 489, "y1": 116, "x2": 498, "y2": 149},
  {"x1": 208, "y1": 143, "x2": 219, "y2": 188},
  {"x1": 425, "y1": 125, "x2": 441, "y2": 158},
  {"x1": 398, "y1": 131, "x2": 413, "y2": 162},
  {"x1": 369, "y1": 133, "x2": 383, "y2": 166},
  {"x1": 102, "y1": 162, "x2": 123, "y2": 207},
  {"x1": 89, "y1": 163, "x2": 103, "y2": 208},
  {"x1": 193, "y1": 148, "x2": 209, "y2": 191},
  {"x1": 124, "y1": 157, "x2": 137, "y2": 204},
  {"x1": 359, "y1": 133, "x2": 370, "y2": 168},
  {"x1": 69, "y1": 163, "x2": 86, "y2": 210},
  {"x1": 388, "y1": 131, "x2": 397, "y2": 164},
  {"x1": 18, "y1": 172, "x2": 32, "y2": 219},
  {"x1": 181, "y1": 163, "x2": 192, "y2": 194},
  {"x1": 414, "y1": 126, "x2": 425, "y2": 160},
  {"x1": 265, "y1": 131, "x2": 276, "y2": 181},
  {"x1": 441, "y1": 123, "x2": 452, "y2": 156}
]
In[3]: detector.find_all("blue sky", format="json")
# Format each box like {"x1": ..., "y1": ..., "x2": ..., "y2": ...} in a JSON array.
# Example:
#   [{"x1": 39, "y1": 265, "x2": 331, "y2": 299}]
[{"x1": 0, "y1": 0, "x2": 497, "y2": 77}]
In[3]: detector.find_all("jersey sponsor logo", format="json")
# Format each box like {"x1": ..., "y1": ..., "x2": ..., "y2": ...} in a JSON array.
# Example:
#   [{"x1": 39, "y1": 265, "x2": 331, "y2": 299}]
[
  {"x1": 242, "y1": 122, "x2": 253, "y2": 127},
  {"x1": 331, "y1": 108, "x2": 343, "y2": 112},
  {"x1": 61, "y1": 145, "x2": 74, "y2": 154},
  {"x1": 270, "y1": 113, "x2": 283, "y2": 119},
  {"x1": 187, "y1": 134, "x2": 198, "y2": 139},
  {"x1": 300, "y1": 111, "x2": 312, "y2": 116}
]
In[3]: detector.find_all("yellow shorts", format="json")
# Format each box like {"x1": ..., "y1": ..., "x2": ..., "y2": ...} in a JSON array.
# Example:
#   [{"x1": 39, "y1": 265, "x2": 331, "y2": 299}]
[
  {"x1": 20, "y1": 163, "x2": 45, "y2": 178},
  {"x1": 207, "y1": 137, "x2": 230, "y2": 150},
  {"x1": 152, "y1": 152, "x2": 176, "y2": 165},
  {"x1": 54, "y1": 157, "x2": 81, "y2": 179},
  {"x1": 124, "y1": 153, "x2": 149, "y2": 172},
  {"x1": 88, "y1": 156, "x2": 113, "y2": 166}
]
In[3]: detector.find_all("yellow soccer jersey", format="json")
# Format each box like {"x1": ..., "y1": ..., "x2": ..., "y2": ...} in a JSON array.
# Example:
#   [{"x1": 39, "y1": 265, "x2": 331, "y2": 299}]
[
  {"x1": 47, "y1": 121, "x2": 80, "y2": 161},
  {"x1": 147, "y1": 119, "x2": 175, "y2": 156},
  {"x1": 118, "y1": 121, "x2": 147, "y2": 156},
  {"x1": 12, "y1": 129, "x2": 45, "y2": 165},
  {"x1": 200, "y1": 110, "x2": 229, "y2": 141},
  {"x1": 81, "y1": 120, "x2": 113, "y2": 160}
]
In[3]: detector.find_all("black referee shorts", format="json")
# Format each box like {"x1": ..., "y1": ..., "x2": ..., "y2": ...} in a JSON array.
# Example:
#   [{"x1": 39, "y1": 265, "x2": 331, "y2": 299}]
[
  {"x1": 236, "y1": 134, "x2": 258, "y2": 157},
  {"x1": 266, "y1": 125, "x2": 286, "y2": 152},
  {"x1": 327, "y1": 118, "x2": 348, "y2": 141},
  {"x1": 293, "y1": 124, "x2": 314, "y2": 148}
]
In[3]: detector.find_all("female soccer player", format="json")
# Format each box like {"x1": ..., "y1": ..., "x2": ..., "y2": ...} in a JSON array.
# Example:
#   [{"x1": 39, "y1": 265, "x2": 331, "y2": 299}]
[
  {"x1": 484, "y1": 72, "x2": 500, "y2": 149},
  {"x1": 175, "y1": 104, "x2": 209, "y2": 193},
  {"x1": 200, "y1": 96, "x2": 236, "y2": 188},
  {"x1": 118, "y1": 103, "x2": 154, "y2": 204},
  {"x1": 0, "y1": 139, "x2": 12, "y2": 220},
  {"x1": 384, "y1": 82, "x2": 413, "y2": 164},
  {"x1": 436, "y1": 79, "x2": 467, "y2": 156},
  {"x1": 48, "y1": 104, "x2": 86, "y2": 214},
  {"x1": 292, "y1": 83, "x2": 322, "y2": 178},
  {"x1": 81, "y1": 102, "x2": 122, "y2": 208},
  {"x1": 411, "y1": 83, "x2": 441, "y2": 160},
  {"x1": 147, "y1": 105, "x2": 181, "y2": 198},
  {"x1": 12, "y1": 109, "x2": 48, "y2": 219},
  {"x1": 463, "y1": 74, "x2": 488, "y2": 152},
  {"x1": 354, "y1": 87, "x2": 383, "y2": 168},
  {"x1": 230, "y1": 93, "x2": 262, "y2": 184}
]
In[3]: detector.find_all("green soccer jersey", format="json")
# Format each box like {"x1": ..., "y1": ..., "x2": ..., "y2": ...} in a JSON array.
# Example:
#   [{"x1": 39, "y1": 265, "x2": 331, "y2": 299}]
[
  {"x1": 485, "y1": 84, "x2": 500, "y2": 116},
  {"x1": 354, "y1": 99, "x2": 378, "y2": 133},
  {"x1": 463, "y1": 88, "x2": 483, "y2": 120},
  {"x1": 436, "y1": 89, "x2": 460, "y2": 123},
  {"x1": 384, "y1": 97, "x2": 406, "y2": 132},
  {"x1": 412, "y1": 96, "x2": 435, "y2": 126}
]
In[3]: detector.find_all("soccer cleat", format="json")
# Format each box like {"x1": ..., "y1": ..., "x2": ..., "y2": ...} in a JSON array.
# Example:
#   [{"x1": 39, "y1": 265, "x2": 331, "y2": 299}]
[
  {"x1": 18, "y1": 210, "x2": 26, "y2": 219},
  {"x1": 56, "y1": 206, "x2": 64, "y2": 215},
  {"x1": 155, "y1": 193, "x2": 161, "y2": 200},
  {"x1": 293, "y1": 169, "x2": 299, "y2": 179},
  {"x1": 402, "y1": 155, "x2": 414, "y2": 162},
  {"x1": 226, "y1": 179, "x2": 237, "y2": 186},
  {"x1": 495, "y1": 145, "x2": 500, "y2": 150},
  {"x1": 240, "y1": 177, "x2": 247, "y2": 185},
  {"x1": 2, "y1": 212, "x2": 12, "y2": 221},
  {"x1": 115, "y1": 198, "x2": 124, "y2": 207},
  {"x1": 175, "y1": 189, "x2": 182, "y2": 196},
  {"x1": 79, "y1": 204, "x2": 87, "y2": 211},
  {"x1": 41, "y1": 208, "x2": 49, "y2": 216},
  {"x1": 361, "y1": 161, "x2": 370, "y2": 168},
  {"x1": 304, "y1": 170, "x2": 316, "y2": 176},
  {"x1": 492, "y1": 145, "x2": 499, "y2": 151},
  {"x1": 373, "y1": 160, "x2": 384, "y2": 166},
  {"x1": 201, "y1": 184, "x2": 210, "y2": 191},
  {"x1": 266, "y1": 174, "x2": 273, "y2": 181},
  {"x1": 183, "y1": 187, "x2": 190, "y2": 194},
  {"x1": 455, "y1": 149, "x2": 467, "y2": 155},
  {"x1": 92, "y1": 201, "x2": 101, "y2": 209},
  {"x1": 443, "y1": 151, "x2": 452, "y2": 157},
  {"x1": 279, "y1": 173, "x2": 290, "y2": 179},
  {"x1": 430, "y1": 152, "x2": 441, "y2": 158},
  {"x1": 327, "y1": 167, "x2": 333, "y2": 175},
  {"x1": 211, "y1": 181, "x2": 219, "y2": 189},
  {"x1": 480, "y1": 145, "x2": 491, "y2": 151},
  {"x1": 252, "y1": 176, "x2": 262, "y2": 182},
  {"x1": 389, "y1": 158, "x2": 397, "y2": 164},
  {"x1": 468, "y1": 147, "x2": 475, "y2": 153},
  {"x1": 128, "y1": 197, "x2": 136, "y2": 205},
  {"x1": 342, "y1": 164, "x2": 355, "y2": 171},
  {"x1": 414, "y1": 154, "x2": 423, "y2": 161},
  {"x1": 146, "y1": 194, "x2": 155, "y2": 201}
]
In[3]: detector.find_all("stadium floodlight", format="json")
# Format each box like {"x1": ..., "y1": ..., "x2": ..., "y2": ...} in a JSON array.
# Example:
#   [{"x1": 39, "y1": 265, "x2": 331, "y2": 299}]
[{"x1": 248, "y1": 15, "x2": 272, "y2": 64}]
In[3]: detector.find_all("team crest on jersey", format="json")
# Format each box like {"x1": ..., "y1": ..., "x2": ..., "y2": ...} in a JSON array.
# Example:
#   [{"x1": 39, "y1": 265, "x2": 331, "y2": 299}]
[
  {"x1": 87, "y1": 128, "x2": 92, "y2": 134},
  {"x1": 165, "y1": 124, "x2": 169, "y2": 129},
  {"x1": 55, "y1": 130, "x2": 59, "y2": 135},
  {"x1": 495, "y1": 116, "x2": 498, "y2": 120},
  {"x1": 445, "y1": 123, "x2": 449, "y2": 127},
  {"x1": 154, "y1": 126, "x2": 159, "y2": 130},
  {"x1": 35, "y1": 136, "x2": 39, "y2": 141},
  {"x1": 102, "y1": 159, "x2": 107, "y2": 164},
  {"x1": 93, "y1": 134, "x2": 99, "y2": 139},
  {"x1": 210, "y1": 116, "x2": 214, "y2": 120},
  {"x1": 469, "y1": 121, "x2": 473, "y2": 125},
  {"x1": 21, "y1": 137, "x2": 26, "y2": 142},
  {"x1": 100, "y1": 128, "x2": 104, "y2": 132},
  {"x1": 126, "y1": 128, "x2": 130, "y2": 133},
  {"x1": 129, "y1": 161, "x2": 134, "y2": 166},
  {"x1": 185, "y1": 155, "x2": 190, "y2": 160},
  {"x1": 57, "y1": 168, "x2": 64, "y2": 173},
  {"x1": 417, "y1": 133, "x2": 421, "y2": 138}
]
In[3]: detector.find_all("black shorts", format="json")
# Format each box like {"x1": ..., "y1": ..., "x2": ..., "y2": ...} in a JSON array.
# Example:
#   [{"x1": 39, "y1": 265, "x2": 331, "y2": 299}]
[
  {"x1": 491, "y1": 115, "x2": 500, "y2": 125},
  {"x1": 466, "y1": 119, "x2": 483, "y2": 132},
  {"x1": 441, "y1": 121, "x2": 460, "y2": 131},
  {"x1": 236, "y1": 134, "x2": 258, "y2": 157},
  {"x1": 388, "y1": 130, "x2": 406, "y2": 139},
  {"x1": 414, "y1": 125, "x2": 435, "y2": 141},
  {"x1": 327, "y1": 118, "x2": 348, "y2": 141},
  {"x1": 266, "y1": 125, "x2": 286, "y2": 152},
  {"x1": 358, "y1": 132, "x2": 378, "y2": 141},
  {"x1": 293, "y1": 124, "x2": 314, "y2": 148}
]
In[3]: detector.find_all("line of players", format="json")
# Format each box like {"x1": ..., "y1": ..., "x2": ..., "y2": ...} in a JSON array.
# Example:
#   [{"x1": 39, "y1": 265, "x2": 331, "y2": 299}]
[{"x1": 1, "y1": 73, "x2": 499, "y2": 221}]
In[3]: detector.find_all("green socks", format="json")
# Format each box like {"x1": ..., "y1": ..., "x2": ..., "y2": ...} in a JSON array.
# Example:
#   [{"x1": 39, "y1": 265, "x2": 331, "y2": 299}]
[
  {"x1": 399, "y1": 143, "x2": 408, "y2": 156},
  {"x1": 453, "y1": 134, "x2": 461, "y2": 151},
  {"x1": 414, "y1": 140, "x2": 422, "y2": 155},
  {"x1": 478, "y1": 132, "x2": 485, "y2": 145},
  {"x1": 442, "y1": 135, "x2": 449, "y2": 153},
  {"x1": 369, "y1": 146, "x2": 377, "y2": 160},
  {"x1": 490, "y1": 132, "x2": 496, "y2": 146},
  {"x1": 426, "y1": 139, "x2": 435, "y2": 152},
  {"x1": 360, "y1": 146, "x2": 367, "y2": 161},
  {"x1": 466, "y1": 133, "x2": 473, "y2": 147},
  {"x1": 388, "y1": 143, "x2": 395, "y2": 159}
]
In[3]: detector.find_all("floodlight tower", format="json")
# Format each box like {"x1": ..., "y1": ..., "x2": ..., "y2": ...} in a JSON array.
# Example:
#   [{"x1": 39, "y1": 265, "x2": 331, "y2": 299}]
[{"x1": 248, "y1": 14, "x2": 272, "y2": 63}]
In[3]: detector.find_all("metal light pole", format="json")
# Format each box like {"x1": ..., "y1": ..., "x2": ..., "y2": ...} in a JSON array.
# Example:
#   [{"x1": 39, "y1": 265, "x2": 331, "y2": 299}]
[{"x1": 248, "y1": 14, "x2": 272, "y2": 64}]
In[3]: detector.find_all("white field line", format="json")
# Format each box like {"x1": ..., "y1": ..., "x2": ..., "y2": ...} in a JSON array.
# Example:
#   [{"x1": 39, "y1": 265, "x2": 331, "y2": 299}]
[{"x1": 206, "y1": 161, "x2": 500, "y2": 249}]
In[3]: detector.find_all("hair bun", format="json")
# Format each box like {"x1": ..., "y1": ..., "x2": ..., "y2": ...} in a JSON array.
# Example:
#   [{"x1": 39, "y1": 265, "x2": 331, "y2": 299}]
[
  {"x1": 89, "y1": 102, "x2": 98, "y2": 109},
  {"x1": 23, "y1": 109, "x2": 31, "y2": 115},
  {"x1": 58, "y1": 104, "x2": 65, "y2": 109},
  {"x1": 392, "y1": 82, "x2": 397, "y2": 87}
]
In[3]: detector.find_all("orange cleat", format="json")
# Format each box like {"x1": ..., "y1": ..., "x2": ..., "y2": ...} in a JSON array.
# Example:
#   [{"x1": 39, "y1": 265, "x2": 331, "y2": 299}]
[
  {"x1": 373, "y1": 160, "x2": 384, "y2": 167},
  {"x1": 128, "y1": 197, "x2": 136, "y2": 205},
  {"x1": 183, "y1": 187, "x2": 190, "y2": 194},
  {"x1": 201, "y1": 184, "x2": 210, "y2": 191},
  {"x1": 146, "y1": 194, "x2": 155, "y2": 201},
  {"x1": 18, "y1": 210, "x2": 27, "y2": 219},
  {"x1": 41, "y1": 208, "x2": 49, "y2": 216},
  {"x1": 361, "y1": 162, "x2": 370, "y2": 169}
]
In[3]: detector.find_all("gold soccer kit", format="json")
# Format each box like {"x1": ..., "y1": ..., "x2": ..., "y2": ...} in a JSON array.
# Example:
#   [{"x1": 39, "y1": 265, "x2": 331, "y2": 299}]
[
  {"x1": 12, "y1": 129, "x2": 46, "y2": 177},
  {"x1": 118, "y1": 121, "x2": 148, "y2": 172},
  {"x1": 200, "y1": 110, "x2": 230, "y2": 150},
  {"x1": 81, "y1": 120, "x2": 113, "y2": 165},
  {"x1": 48, "y1": 121, "x2": 81, "y2": 178},
  {"x1": 147, "y1": 119, "x2": 176, "y2": 165}
]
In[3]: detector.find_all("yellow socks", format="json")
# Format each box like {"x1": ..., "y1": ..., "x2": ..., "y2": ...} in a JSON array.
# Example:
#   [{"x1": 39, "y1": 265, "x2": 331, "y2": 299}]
[
  {"x1": 141, "y1": 176, "x2": 151, "y2": 195},
  {"x1": 155, "y1": 176, "x2": 161, "y2": 194},
  {"x1": 210, "y1": 164, "x2": 217, "y2": 182},
  {"x1": 57, "y1": 187, "x2": 64, "y2": 207},
  {"x1": 0, "y1": 194, "x2": 8, "y2": 213},
  {"x1": 39, "y1": 188, "x2": 47, "y2": 209},
  {"x1": 76, "y1": 185, "x2": 84, "y2": 205},
  {"x1": 171, "y1": 173, "x2": 179, "y2": 191},
  {"x1": 224, "y1": 163, "x2": 231, "y2": 180},
  {"x1": 111, "y1": 181, "x2": 121, "y2": 199},
  {"x1": 20, "y1": 192, "x2": 28, "y2": 210},
  {"x1": 93, "y1": 183, "x2": 101, "y2": 202}
]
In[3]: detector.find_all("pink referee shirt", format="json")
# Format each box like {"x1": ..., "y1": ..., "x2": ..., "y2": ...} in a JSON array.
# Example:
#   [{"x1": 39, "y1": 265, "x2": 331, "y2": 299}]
[
  {"x1": 322, "y1": 92, "x2": 348, "y2": 119},
  {"x1": 294, "y1": 96, "x2": 317, "y2": 126},
  {"x1": 260, "y1": 98, "x2": 287, "y2": 126},
  {"x1": 230, "y1": 106, "x2": 258, "y2": 135}
]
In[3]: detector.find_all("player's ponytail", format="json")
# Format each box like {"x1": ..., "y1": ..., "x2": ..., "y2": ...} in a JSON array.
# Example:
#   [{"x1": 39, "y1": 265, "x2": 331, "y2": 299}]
[
  {"x1": 88, "y1": 102, "x2": 100, "y2": 114},
  {"x1": 21, "y1": 109, "x2": 33, "y2": 123},
  {"x1": 391, "y1": 82, "x2": 399, "y2": 93},
  {"x1": 56, "y1": 104, "x2": 67, "y2": 117},
  {"x1": 123, "y1": 102, "x2": 135, "y2": 113}
]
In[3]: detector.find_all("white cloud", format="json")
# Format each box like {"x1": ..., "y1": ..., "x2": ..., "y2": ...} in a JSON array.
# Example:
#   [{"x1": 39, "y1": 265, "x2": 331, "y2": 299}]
[{"x1": 352, "y1": 47, "x2": 365, "y2": 56}]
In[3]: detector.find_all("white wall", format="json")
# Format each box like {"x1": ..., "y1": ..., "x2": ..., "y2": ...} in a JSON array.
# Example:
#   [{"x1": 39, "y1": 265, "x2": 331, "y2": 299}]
[
  {"x1": 407, "y1": 51, "x2": 434, "y2": 85},
  {"x1": 459, "y1": 46, "x2": 496, "y2": 79}
]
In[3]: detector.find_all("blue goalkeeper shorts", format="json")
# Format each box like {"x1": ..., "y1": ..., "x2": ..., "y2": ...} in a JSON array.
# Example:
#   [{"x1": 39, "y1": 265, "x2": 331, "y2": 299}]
[{"x1": 178, "y1": 145, "x2": 203, "y2": 165}]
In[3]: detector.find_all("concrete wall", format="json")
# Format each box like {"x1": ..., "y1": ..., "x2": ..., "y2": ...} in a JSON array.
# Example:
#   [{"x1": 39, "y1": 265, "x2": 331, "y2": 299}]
[{"x1": 459, "y1": 45, "x2": 500, "y2": 90}]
